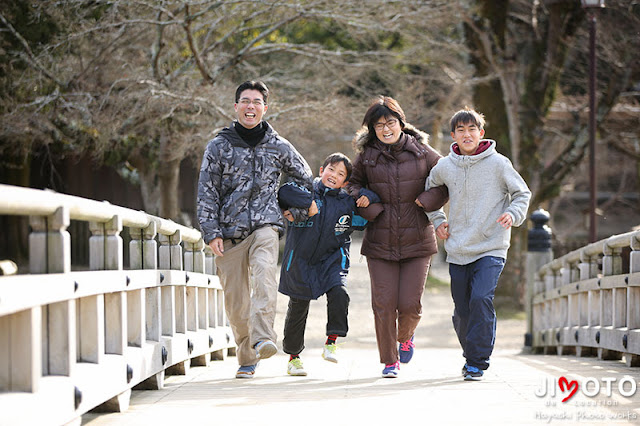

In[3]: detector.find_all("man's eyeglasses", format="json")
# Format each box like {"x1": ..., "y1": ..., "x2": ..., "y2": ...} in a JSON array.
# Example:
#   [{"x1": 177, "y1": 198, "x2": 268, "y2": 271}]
[
  {"x1": 238, "y1": 98, "x2": 265, "y2": 106},
  {"x1": 374, "y1": 118, "x2": 399, "y2": 131}
]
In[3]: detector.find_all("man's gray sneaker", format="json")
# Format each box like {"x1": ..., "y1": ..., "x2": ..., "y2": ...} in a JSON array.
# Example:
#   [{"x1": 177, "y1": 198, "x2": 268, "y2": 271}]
[
  {"x1": 236, "y1": 364, "x2": 257, "y2": 379},
  {"x1": 255, "y1": 340, "x2": 278, "y2": 359}
]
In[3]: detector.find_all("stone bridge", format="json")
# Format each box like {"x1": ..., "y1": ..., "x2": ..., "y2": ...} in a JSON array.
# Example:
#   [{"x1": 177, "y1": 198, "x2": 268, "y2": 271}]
[{"x1": 0, "y1": 185, "x2": 638, "y2": 426}]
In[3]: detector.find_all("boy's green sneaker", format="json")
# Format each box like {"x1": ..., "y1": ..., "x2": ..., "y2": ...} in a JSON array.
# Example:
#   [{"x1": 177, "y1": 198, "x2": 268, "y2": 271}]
[
  {"x1": 322, "y1": 343, "x2": 338, "y2": 363},
  {"x1": 287, "y1": 358, "x2": 307, "y2": 376}
]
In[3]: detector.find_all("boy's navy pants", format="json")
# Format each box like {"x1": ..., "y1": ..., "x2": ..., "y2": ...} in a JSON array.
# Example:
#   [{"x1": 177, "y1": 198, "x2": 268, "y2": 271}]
[{"x1": 449, "y1": 256, "x2": 505, "y2": 370}]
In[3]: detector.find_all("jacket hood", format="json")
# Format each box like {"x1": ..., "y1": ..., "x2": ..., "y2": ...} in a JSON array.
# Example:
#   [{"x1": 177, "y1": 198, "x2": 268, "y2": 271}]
[
  {"x1": 449, "y1": 139, "x2": 496, "y2": 165},
  {"x1": 352, "y1": 122, "x2": 429, "y2": 154}
]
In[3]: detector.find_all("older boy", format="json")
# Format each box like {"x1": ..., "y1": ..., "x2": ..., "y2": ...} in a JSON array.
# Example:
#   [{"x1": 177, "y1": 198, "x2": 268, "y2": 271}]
[
  {"x1": 420, "y1": 107, "x2": 531, "y2": 381},
  {"x1": 278, "y1": 153, "x2": 378, "y2": 376}
]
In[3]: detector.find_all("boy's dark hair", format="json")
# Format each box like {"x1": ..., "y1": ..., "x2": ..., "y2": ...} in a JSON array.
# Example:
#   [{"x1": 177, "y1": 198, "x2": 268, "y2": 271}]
[
  {"x1": 362, "y1": 96, "x2": 406, "y2": 134},
  {"x1": 323, "y1": 152, "x2": 353, "y2": 181},
  {"x1": 450, "y1": 106, "x2": 485, "y2": 133},
  {"x1": 235, "y1": 80, "x2": 269, "y2": 104}
]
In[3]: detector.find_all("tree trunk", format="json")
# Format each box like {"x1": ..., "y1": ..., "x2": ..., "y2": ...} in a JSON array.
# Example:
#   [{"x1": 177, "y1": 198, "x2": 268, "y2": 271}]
[
  {"x1": 157, "y1": 158, "x2": 181, "y2": 222},
  {"x1": 462, "y1": 1, "x2": 584, "y2": 308},
  {"x1": 134, "y1": 155, "x2": 181, "y2": 222},
  {"x1": 497, "y1": 225, "x2": 529, "y2": 308},
  {"x1": 137, "y1": 163, "x2": 161, "y2": 216}
]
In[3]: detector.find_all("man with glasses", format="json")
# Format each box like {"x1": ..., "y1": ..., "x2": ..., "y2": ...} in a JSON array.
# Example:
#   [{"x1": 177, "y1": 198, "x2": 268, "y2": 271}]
[{"x1": 197, "y1": 80, "x2": 313, "y2": 378}]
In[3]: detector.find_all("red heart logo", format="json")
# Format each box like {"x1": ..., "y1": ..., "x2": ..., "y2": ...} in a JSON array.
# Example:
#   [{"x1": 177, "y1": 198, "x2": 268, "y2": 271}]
[{"x1": 558, "y1": 376, "x2": 579, "y2": 402}]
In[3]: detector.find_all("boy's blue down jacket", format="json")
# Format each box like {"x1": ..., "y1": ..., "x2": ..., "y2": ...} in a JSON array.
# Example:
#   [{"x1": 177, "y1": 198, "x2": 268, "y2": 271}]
[{"x1": 278, "y1": 179, "x2": 370, "y2": 300}]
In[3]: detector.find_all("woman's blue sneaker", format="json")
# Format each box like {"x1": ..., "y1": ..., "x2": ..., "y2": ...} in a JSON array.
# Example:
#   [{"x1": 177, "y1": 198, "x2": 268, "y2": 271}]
[
  {"x1": 382, "y1": 361, "x2": 400, "y2": 378},
  {"x1": 399, "y1": 335, "x2": 415, "y2": 364}
]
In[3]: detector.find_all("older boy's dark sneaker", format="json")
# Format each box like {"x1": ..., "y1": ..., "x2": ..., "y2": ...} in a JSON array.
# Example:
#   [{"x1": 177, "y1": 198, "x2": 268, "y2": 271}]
[
  {"x1": 464, "y1": 365, "x2": 483, "y2": 381},
  {"x1": 462, "y1": 363, "x2": 468, "y2": 377}
]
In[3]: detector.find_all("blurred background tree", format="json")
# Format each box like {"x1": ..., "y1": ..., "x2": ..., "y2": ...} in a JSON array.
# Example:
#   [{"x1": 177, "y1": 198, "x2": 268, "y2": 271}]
[
  {"x1": 0, "y1": 0, "x2": 463, "y2": 218},
  {"x1": 1, "y1": 0, "x2": 638, "y2": 307}
]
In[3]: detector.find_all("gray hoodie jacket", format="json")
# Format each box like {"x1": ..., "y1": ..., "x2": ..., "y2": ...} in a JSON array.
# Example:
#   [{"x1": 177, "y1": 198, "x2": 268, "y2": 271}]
[{"x1": 426, "y1": 139, "x2": 531, "y2": 265}]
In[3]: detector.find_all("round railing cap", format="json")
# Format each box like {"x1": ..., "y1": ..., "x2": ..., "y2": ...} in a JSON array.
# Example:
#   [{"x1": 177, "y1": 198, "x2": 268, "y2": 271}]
[{"x1": 529, "y1": 208, "x2": 552, "y2": 252}]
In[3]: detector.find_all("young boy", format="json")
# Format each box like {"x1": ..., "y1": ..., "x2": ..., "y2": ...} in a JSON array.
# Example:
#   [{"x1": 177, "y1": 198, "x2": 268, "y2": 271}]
[
  {"x1": 422, "y1": 107, "x2": 531, "y2": 381},
  {"x1": 278, "y1": 152, "x2": 379, "y2": 376}
]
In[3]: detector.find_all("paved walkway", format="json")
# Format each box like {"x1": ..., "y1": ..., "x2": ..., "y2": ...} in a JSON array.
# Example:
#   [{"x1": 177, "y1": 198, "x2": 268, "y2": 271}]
[{"x1": 82, "y1": 240, "x2": 640, "y2": 426}]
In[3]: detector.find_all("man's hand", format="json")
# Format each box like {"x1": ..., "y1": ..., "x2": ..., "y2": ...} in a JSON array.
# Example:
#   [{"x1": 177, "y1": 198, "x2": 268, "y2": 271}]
[
  {"x1": 356, "y1": 195, "x2": 370, "y2": 208},
  {"x1": 208, "y1": 237, "x2": 224, "y2": 257},
  {"x1": 497, "y1": 213, "x2": 513, "y2": 229},
  {"x1": 436, "y1": 222, "x2": 450, "y2": 240},
  {"x1": 308, "y1": 200, "x2": 318, "y2": 217}
]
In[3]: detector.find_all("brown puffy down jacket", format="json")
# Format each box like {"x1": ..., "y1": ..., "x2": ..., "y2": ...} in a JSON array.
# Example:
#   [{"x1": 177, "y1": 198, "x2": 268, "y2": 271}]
[{"x1": 347, "y1": 125, "x2": 448, "y2": 261}]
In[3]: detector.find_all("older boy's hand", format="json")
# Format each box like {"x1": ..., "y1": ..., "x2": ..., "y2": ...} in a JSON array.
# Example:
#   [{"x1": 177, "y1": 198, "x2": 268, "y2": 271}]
[
  {"x1": 283, "y1": 210, "x2": 294, "y2": 222},
  {"x1": 356, "y1": 195, "x2": 370, "y2": 208},
  {"x1": 497, "y1": 213, "x2": 513, "y2": 229},
  {"x1": 415, "y1": 198, "x2": 423, "y2": 208},
  {"x1": 308, "y1": 200, "x2": 318, "y2": 217},
  {"x1": 436, "y1": 222, "x2": 450, "y2": 240}
]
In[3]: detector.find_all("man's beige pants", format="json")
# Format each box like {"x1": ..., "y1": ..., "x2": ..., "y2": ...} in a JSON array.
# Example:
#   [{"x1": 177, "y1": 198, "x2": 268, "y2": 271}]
[{"x1": 215, "y1": 226, "x2": 279, "y2": 366}]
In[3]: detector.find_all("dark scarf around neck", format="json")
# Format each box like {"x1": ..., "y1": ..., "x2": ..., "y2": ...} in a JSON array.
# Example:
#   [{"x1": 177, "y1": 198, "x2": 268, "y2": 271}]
[{"x1": 234, "y1": 121, "x2": 267, "y2": 147}]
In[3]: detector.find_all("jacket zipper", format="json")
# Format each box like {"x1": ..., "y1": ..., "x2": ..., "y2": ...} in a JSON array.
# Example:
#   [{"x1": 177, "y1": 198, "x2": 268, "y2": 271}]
[
  {"x1": 248, "y1": 146, "x2": 256, "y2": 234},
  {"x1": 307, "y1": 190, "x2": 324, "y2": 262}
]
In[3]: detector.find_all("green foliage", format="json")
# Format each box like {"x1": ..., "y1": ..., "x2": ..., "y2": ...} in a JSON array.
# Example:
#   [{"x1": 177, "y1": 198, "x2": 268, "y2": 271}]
[
  {"x1": 0, "y1": 0, "x2": 59, "y2": 102},
  {"x1": 276, "y1": 18, "x2": 387, "y2": 51},
  {"x1": 0, "y1": 1, "x2": 59, "y2": 52}
]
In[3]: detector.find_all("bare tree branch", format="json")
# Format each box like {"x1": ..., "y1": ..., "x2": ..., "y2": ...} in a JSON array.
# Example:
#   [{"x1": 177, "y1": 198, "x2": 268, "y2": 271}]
[
  {"x1": 0, "y1": 11, "x2": 66, "y2": 87},
  {"x1": 183, "y1": 4, "x2": 213, "y2": 83}
]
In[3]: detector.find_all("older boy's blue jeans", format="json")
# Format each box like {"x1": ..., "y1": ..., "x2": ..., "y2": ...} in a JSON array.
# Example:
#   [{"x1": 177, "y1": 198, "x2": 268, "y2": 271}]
[{"x1": 449, "y1": 256, "x2": 505, "y2": 371}]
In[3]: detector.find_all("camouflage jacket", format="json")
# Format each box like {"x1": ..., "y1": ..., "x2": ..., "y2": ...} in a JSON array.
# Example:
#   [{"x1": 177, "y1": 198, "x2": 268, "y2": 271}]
[{"x1": 197, "y1": 121, "x2": 313, "y2": 244}]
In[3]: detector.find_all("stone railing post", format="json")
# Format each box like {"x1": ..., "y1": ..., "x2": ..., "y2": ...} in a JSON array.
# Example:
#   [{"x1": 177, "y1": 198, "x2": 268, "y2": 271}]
[
  {"x1": 129, "y1": 222, "x2": 158, "y2": 270},
  {"x1": 184, "y1": 239, "x2": 205, "y2": 274},
  {"x1": 27, "y1": 207, "x2": 71, "y2": 388},
  {"x1": 159, "y1": 229, "x2": 183, "y2": 271},
  {"x1": 525, "y1": 208, "x2": 553, "y2": 349},
  {"x1": 89, "y1": 215, "x2": 123, "y2": 271},
  {"x1": 29, "y1": 206, "x2": 71, "y2": 274},
  {"x1": 127, "y1": 222, "x2": 157, "y2": 351},
  {"x1": 631, "y1": 234, "x2": 640, "y2": 273}
]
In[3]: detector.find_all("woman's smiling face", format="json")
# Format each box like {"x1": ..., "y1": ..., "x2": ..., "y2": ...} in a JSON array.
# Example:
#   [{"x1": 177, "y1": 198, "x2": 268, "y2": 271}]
[{"x1": 374, "y1": 116, "x2": 401, "y2": 144}]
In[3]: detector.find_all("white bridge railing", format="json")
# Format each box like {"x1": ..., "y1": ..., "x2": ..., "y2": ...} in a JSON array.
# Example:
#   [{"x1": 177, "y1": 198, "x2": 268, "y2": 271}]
[
  {"x1": 532, "y1": 227, "x2": 640, "y2": 366},
  {"x1": 0, "y1": 184, "x2": 235, "y2": 425}
]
